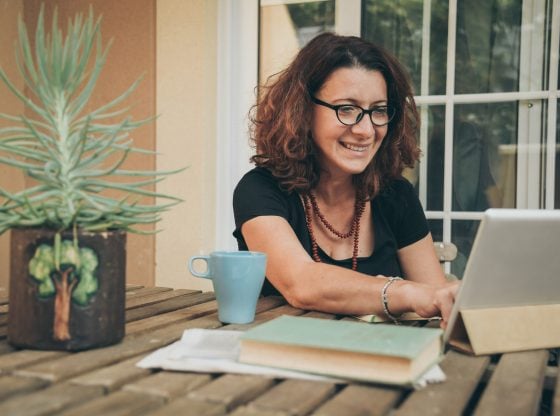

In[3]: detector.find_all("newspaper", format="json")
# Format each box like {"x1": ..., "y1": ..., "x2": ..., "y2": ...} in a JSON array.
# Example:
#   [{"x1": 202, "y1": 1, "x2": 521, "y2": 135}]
[{"x1": 137, "y1": 328, "x2": 446, "y2": 388}]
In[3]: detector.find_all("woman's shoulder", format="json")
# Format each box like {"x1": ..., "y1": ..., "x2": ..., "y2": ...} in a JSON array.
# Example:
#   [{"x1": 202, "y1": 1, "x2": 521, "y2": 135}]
[
  {"x1": 234, "y1": 167, "x2": 290, "y2": 201},
  {"x1": 237, "y1": 167, "x2": 277, "y2": 185},
  {"x1": 236, "y1": 167, "x2": 278, "y2": 191}
]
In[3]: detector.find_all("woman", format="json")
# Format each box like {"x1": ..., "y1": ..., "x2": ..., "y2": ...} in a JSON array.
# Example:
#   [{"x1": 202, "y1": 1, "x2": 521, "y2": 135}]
[{"x1": 233, "y1": 33, "x2": 458, "y2": 328}]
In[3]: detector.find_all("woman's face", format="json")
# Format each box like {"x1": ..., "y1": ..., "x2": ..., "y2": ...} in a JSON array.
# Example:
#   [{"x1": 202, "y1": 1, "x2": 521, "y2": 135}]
[{"x1": 311, "y1": 67, "x2": 389, "y2": 179}]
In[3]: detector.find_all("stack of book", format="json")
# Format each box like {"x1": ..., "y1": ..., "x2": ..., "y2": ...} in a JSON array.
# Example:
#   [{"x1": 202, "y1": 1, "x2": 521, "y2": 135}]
[{"x1": 238, "y1": 315, "x2": 443, "y2": 386}]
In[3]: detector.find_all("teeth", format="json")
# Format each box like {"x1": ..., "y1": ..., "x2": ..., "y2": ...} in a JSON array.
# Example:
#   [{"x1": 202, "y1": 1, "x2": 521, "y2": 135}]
[{"x1": 342, "y1": 142, "x2": 369, "y2": 152}]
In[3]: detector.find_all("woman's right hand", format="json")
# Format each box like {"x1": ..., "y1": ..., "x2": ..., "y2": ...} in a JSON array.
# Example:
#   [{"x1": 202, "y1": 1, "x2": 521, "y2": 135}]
[{"x1": 407, "y1": 280, "x2": 461, "y2": 328}]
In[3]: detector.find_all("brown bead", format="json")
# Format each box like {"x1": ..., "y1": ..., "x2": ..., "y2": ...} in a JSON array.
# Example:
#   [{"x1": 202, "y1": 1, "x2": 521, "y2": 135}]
[{"x1": 302, "y1": 191, "x2": 366, "y2": 271}]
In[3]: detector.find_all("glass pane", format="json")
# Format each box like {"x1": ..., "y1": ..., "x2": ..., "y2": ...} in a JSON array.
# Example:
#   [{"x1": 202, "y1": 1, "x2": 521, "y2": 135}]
[
  {"x1": 427, "y1": 219, "x2": 442, "y2": 242},
  {"x1": 456, "y1": 0, "x2": 522, "y2": 94},
  {"x1": 362, "y1": 0, "x2": 448, "y2": 95},
  {"x1": 556, "y1": 101, "x2": 560, "y2": 208},
  {"x1": 425, "y1": 105, "x2": 445, "y2": 210},
  {"x1": 259, "y1": 1, "x2": 335, "y2": 84},
  {"x1": 452, "y1": 102, "x2": 519, "y2": 211},
  {"x1": 451, "y1": 219, "x2": 480, "y2": 278}
]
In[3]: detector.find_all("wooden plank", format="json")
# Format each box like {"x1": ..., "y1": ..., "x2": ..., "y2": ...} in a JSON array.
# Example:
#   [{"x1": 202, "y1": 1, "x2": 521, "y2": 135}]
[
  {"x1": 474, "y1": 350, "x2": 549, "y2": 416},
  {"x1": 0, "y1": 340, "x2": 15, "y2": 355},
  {"x1": 395, "y1": 350, "x2": 490, "y2": 416},
  {"x1": 124, "y1": 371, "x2": 212, "y2": 399},
  {"x1": 126, "y1": 284, "x2": 144, "y2": 291},
  {"x1": 126, "y1": 289, "x2": 198, "y2": 309},
  {"x1": 312, "y1": 385, "x2": 402, "y2": 416},
  {"x1": 125, "y1": 287, "x2": 173, "y2": 299},
  {"x1": 14, "y1": 315, "x2": 224, "y2": 382},
  {"x1": 244, "y1": 379, "x2": 337, "y2": 416},
  {"x1": 126, "y1": 292, "x2": 216, "y2": 322},
  {"x1": 0, "y1": 382, "x2": 102, "y2": 416},
  {"x1": 126, "y1": 299, "x2": 219, "y2": 335},
  {"x1": 0, "y1": 374, "x2": 49, "y2": 401},
  {"x1": 229, "y1": 407, "x2": 288, "y2": 416},
  {"x1": 188, "y1": 374, "x2": 276, "y2": 411},
  {"x1": 127, "y1": 295, "x2": 285, "y2": 335},
  {"x1": 70, "y1": 354, "x2": 153, "y2": 393},
  {"x1": 145, "y1": 397, "x2": 226, "y2": 416},
  {"x1": 0, "y1": 349, "x2": 68, "y2": 374},
  {"x1": 57, "y1": 390, "x2": 164, "y2": 416},
  {"x1": 224, "y1": 303, "x2": 304, "y2": 331}
]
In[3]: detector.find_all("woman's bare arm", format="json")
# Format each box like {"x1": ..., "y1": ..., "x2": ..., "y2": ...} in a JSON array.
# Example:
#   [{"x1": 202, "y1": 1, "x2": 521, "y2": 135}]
[{"x1": 241, "y1": 215, "x2": 459, "y2": 325}]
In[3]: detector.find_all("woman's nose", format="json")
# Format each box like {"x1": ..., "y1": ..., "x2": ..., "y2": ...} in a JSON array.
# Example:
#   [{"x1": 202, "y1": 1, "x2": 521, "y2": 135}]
[{"x1": 350, "y1": 114, "x2": 375, "y2": 138}]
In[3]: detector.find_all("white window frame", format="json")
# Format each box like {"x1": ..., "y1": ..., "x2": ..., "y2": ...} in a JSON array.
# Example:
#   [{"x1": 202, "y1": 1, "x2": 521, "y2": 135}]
[{"x1": 215, "y1": 0, "x2": 259, "y2": 251}]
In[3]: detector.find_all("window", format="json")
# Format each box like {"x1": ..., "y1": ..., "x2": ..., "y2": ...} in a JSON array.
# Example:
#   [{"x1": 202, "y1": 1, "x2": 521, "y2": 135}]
[{"x1": 219, "y1": 1, "x2": 559, "y2": 276}]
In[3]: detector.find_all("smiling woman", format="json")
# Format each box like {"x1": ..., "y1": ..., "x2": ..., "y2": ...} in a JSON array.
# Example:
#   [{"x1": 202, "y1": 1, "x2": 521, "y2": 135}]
[{"x1": 233, "y1": 33, "x2": 459, "y2": 327}]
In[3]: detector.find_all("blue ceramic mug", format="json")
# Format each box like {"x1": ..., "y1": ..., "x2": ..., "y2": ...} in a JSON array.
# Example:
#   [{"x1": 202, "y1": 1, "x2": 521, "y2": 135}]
[{"x1": 188, "y1": 251, "x2": 267, "y2": 324}]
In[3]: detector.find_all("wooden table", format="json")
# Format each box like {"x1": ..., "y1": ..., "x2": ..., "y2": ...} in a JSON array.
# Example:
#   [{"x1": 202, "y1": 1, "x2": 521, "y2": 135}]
[{"x1": 0, "y1": 286, "x2": 558, "y2": 416}]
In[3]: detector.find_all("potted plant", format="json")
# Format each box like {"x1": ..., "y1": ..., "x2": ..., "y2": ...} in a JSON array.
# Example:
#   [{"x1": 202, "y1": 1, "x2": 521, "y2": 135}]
[{"x1": 0, "y1": 7, "x2": 181, "y2": 350}]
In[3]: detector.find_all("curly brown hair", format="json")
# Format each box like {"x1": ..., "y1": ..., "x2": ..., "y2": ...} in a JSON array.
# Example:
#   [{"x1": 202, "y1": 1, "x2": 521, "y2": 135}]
[{"x1": 250, "y1": 32, "x2": 420, "y2": 198}]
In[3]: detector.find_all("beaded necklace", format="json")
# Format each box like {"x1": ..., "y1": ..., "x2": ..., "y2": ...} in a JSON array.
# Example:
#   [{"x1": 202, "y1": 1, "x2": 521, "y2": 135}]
[{"x1": 302, "y1": 191, "x2": 366, "y2": 271}]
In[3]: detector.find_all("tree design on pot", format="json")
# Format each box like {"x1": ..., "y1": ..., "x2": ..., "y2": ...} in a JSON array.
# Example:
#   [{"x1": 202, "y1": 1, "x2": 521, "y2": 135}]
[{"x1": 29, "y1": 234, "x2": 99, "y2": 341}]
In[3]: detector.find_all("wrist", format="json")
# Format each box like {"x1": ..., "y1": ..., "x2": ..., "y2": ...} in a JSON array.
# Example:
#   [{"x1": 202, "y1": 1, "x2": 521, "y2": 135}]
[
  {"x1": 380, "y1": 276, "x2": 404, "y2": 323},
  {"x1": 383, "y1": 278, "x2": 415, "y2": 316}
]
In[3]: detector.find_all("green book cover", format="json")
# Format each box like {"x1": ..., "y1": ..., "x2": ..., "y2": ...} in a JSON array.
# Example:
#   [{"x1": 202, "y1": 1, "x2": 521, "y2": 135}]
[{"x1": 240, "y1": 315, "x2": 443, "y2": 360}]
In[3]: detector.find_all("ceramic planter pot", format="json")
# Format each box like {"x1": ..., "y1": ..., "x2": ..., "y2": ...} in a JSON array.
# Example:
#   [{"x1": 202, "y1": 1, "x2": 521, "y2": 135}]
[{"x1": 8, "y1": 228, "x2": 126, "y2": 351}]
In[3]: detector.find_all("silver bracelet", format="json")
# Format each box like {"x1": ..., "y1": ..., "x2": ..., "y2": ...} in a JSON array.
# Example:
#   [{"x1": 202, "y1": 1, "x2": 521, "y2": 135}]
[{"x1": 381, "y1": 276, "x2": 403, "y2": 324}]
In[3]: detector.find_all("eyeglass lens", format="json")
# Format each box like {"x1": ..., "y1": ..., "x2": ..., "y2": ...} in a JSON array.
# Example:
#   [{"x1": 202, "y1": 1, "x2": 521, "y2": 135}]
[{"x1": 337, "y1": 105, "x2": 393, "y2": 126}]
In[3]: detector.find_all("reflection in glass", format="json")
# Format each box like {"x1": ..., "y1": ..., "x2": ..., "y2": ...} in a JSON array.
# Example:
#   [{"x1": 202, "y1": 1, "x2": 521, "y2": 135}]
[
  {"x1": 554, "y1": 101, "x2": 560, "y2": 208},
  {"x1": 456, "y1": 0, "x2": 522, "y2": 94},
  {"x1": 425, "y1": 106, "x2": 445, "y2": 211},
  {"x1": 427, "y1": 219, "x2": 442, "y2": 243},
  {"x1": 452, "y1": 103, "x2": 519, "y2": 211},
  {"x1": 362, "y1": 0, "x2": 448, "y2": 95},
  {"x1": 451, "y1": 219, "x2": 480, "y2": 278},
  {"x1": 259, "y1": 1, "x2": 334, "y2": 84}
]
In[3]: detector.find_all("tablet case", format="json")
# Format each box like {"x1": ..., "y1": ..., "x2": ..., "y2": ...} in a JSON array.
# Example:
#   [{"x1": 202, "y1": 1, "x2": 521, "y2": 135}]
[{"x1": 448, "y1": 304, "x2": 560, "y2": 355}]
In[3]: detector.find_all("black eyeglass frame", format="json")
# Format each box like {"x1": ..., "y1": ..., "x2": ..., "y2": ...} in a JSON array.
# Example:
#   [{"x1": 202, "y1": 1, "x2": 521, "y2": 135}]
[{"x1": 310, "y1": 96, "x2": 395, "y2": 127}]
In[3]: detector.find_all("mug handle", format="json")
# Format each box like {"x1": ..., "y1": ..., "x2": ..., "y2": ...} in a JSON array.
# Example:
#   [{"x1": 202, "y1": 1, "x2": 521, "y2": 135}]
[{"x1": 188, "y1": 255, "x2": 211, "y2": 279}]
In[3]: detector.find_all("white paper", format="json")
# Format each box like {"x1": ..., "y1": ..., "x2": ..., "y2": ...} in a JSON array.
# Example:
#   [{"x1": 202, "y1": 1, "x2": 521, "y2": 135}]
[{"x1": 137, "y1": 328, "x2": 446, "y2": 388}]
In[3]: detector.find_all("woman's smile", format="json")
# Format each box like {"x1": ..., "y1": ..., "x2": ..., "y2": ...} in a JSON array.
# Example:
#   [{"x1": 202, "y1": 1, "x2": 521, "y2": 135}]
[{"x1": 340, "y1": 141, "x2": 371, "y2": 153}]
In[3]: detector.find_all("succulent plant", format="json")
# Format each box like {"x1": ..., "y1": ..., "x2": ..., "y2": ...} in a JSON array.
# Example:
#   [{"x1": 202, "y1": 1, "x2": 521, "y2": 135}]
[{"x1": 0, "y1": 6, "x2": 181, "y2": 236}]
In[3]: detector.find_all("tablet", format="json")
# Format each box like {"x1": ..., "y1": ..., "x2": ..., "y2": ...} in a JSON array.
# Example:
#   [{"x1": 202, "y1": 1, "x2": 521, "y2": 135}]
[{"x1": 443, "y1": 209, "x2": 560, "y2": 343}]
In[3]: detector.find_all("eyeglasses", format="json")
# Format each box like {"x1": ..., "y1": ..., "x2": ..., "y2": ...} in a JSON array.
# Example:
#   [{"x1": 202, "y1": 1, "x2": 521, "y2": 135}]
[{"x1": 311, "y1": 96, "x2": 395, "y2": 127}]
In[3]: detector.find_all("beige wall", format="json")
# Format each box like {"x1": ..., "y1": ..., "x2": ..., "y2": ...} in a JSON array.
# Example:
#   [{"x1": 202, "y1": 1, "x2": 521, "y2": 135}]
[
  {"x1": 155, "y1": 0, "x2": 217, "y2": 291},
  {"x1": 259, "y1": 4, "x2": 299, "y2": 84},
  {"x1": 0, "y1": 0, "x2": 25, "y2": 289}
]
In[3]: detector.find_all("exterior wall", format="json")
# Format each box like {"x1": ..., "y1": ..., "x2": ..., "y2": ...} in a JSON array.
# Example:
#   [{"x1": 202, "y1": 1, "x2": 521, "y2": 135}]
[
  {"x1": 0, "y1": 0, "x2": 25, "y2": 290},
  {"x1": 0, "y1": 0, "x2": 157, "y2": 288},
  {"x1": 155, "y1": 0, "x2": 217, "y2": 291}
]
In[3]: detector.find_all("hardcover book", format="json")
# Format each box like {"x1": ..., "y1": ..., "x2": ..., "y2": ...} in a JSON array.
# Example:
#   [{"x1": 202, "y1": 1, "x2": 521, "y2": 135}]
[{"x1": 238, "y1": 315, "x2": 443, "y2": 385}]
